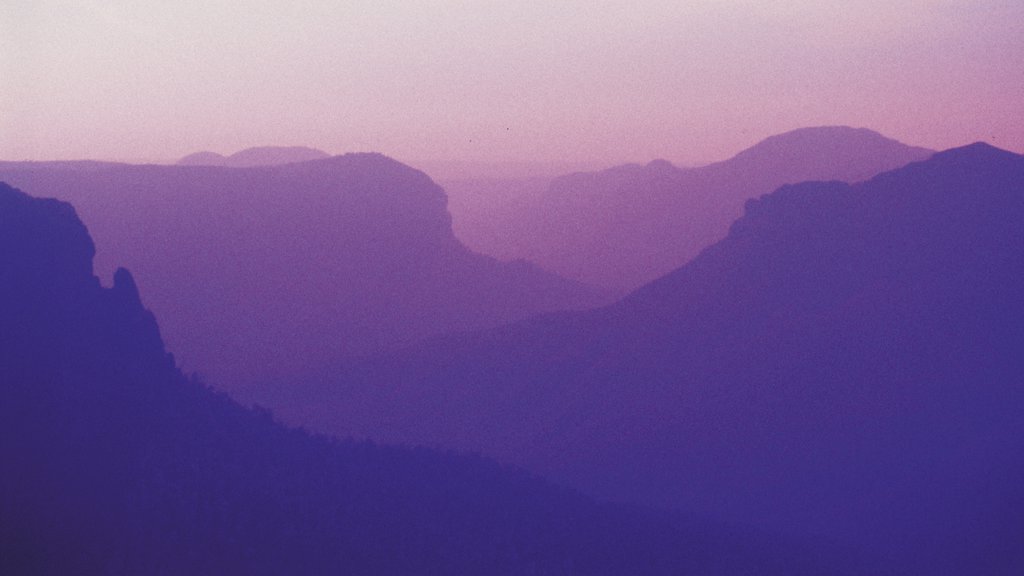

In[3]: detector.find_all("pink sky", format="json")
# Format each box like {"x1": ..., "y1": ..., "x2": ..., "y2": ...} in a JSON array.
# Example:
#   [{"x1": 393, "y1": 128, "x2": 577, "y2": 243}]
[{"x1": 2, "y1": 1, "x2": 1022, "y2": 166}]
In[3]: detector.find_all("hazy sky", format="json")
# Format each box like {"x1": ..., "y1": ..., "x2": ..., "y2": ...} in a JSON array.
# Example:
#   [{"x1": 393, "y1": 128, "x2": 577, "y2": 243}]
[{"x1": 2, "y1": 1, "x2": 1022, "y2": 165}]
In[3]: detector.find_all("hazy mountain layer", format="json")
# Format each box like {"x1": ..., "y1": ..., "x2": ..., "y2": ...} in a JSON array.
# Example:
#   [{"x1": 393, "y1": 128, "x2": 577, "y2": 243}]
[
  {"x1": 177, "y1": 146, "x2": 331, "y2": 167},
  {"x1": 288, "y1": 144, "x2": 1024, "y2": 575},
  {"x1": 0, "y1": 181, "x2": 846, "y2": 575},
  {"x1": 0, "y1": 155, "x2": 606, "y2": 400},
  {"x1": 452, "y1": 126, "x2": 934, "y2": 291}
]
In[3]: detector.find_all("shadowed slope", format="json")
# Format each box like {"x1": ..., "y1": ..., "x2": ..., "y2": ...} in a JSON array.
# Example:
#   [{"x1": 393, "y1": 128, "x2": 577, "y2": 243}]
[{"x1": 293, "y1": 143, "x2": 1024, "y2": 575}]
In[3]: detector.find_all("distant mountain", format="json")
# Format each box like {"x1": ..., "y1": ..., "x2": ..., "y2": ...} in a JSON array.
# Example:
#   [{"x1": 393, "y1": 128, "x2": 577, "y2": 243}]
[
  {"x1": 453, "y1": 126, "x2": 934, "y2": 291},
  {"x1": 176, "y1": 150, "x2": 227, "y2": 165},
  {"x1": 0, "y1": 155, "x2": 607, "y2": 402},
  {"x1": 289, "y1": 144, "x2": 1024, "y2": 575},
  {"x1": 0, "y1": 181, "x2": 841, "y2": 575},
  {"x1": 177, "y1": 146, "x2": 330, "y2": 167}
]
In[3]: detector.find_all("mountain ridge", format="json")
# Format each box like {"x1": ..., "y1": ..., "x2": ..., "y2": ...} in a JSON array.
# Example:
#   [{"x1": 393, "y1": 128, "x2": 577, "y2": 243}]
[
  {"x1": 1, "y1": 180, "x2": 844, "y2": 575},
  {"x1": 177, "y1": 145, "x2": 331, "y2": 167},
  {"x1": 0, "y1": 154, "x2": 607, "y2": 401},
  {"x1": 451, "y1": 126, "x2": 935, "y2": 290},
  {"x1": 286, "y1": 142, "x2": 1024, "y2": 574}
]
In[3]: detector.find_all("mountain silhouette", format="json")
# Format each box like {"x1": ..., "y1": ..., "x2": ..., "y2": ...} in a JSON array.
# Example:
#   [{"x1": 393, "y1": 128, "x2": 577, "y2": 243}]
[
  {"x1": 0, "y1": 181, "x2": 846, "y2": 575},
  {"x1": 177, "y1": 145, "x2": 331, "y2": 167},
  {"x1": 0, "y1": 155, "x2": 606, "y2": 402},
  {"x1": 176, "y1": 150, "x2": 228, "y2": 165},
  {"x1": 452, "y1": 126, "x2": 934, "y2": 291},
  {"x1": 289, "y1": 143, "x2": 1024, "y2": 574}
]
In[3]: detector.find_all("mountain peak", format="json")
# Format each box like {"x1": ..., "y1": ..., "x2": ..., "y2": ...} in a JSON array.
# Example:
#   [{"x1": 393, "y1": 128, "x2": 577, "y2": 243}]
[
  {"x1": 646, "y1": 158, "x2": 676, "y2": 170},
  {"x1": 112, "y1": 267, "x2": 142, "y2": 305},
  {"x1": 928, "y1": 141, "x2": 1019, "y2": 164},
  {"x1": 729, "y1": 126, "x2": 932, "y2": 165},
  {"x1": 0, "y1": 181, "x2": 95, "y2": 295},
  {"x1": 677, "y1": 141, "x2": 1024, "y2": 301},
  {"x1": 176, "y1": 151, "x2": 226, "y2": 166},
  {"x1": 176, "y1": 146, "x2": 330, "y2": 167}
]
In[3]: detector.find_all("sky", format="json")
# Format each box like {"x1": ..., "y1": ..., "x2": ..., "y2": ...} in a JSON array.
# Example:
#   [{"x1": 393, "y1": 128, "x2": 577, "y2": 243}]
[{"x1": 2, "y1": 1, "x2": 1022, "y2": 167}]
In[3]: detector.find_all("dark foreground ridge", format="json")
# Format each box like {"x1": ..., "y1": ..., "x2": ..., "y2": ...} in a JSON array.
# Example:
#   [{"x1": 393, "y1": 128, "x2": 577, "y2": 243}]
[
  {"x1": 295, "y1": 142, "x2": 1024, "y2": 575},
  {"x1": 0, "y1": 182, "x2": 841, "y2": 575}
]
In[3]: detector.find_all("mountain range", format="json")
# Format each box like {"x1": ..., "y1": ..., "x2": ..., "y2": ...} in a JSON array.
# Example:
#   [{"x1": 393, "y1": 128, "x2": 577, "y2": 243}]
[
  {"x1": 0, "y1": 155, "x2": 606, "y2": 402},
  {"x1": 3, "y1": 131, "x2": 1019, "y2": 573},
  {"x1": 177, "y1": 146, "x2": 331, "y2": 167},
  {"x1": 1, "y1": 180, "x2": 848, "y2": 575},
  {"x1": 281, "y1": 143, "x2": 1024, "y2": 574},
  {"x1": 449, "y1": 126, "x2": 934, "y2": 291}
]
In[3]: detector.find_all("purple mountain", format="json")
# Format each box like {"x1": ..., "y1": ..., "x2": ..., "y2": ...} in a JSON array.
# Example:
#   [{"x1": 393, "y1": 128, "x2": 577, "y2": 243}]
[
  {"x1": 177, "y1": 145, "x2": 331, "y2": 167},
  {"x1": 286, "y1": 143, "x2": 1024, "y2": 575},
  {"x1": 1, "y1": 181, "x2": 847, "y2": 575},
  {"x1": 452, "y1": 126, "x2": 933, "y2": 291},
  {"x1": 0, "y1": 155, "x2": 607, "y2": 401}
]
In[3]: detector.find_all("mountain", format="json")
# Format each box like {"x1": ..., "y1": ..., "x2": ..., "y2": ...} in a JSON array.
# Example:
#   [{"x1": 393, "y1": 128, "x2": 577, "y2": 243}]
[
  {"x1": 176, "y1": 150, "x2": 228, "y2": 165},
  {"x1": 452, "y1": 126, "x2": 934, "y2": 291},
  {"x1": 0, "y1": 181, "x2": 847, "y2": 575},
  {"x1": 0, "y1": 155, "x2": 607, "y2": 403},
  {"x1": 286, "y1": 144, "x2": 1024, "y2": 574},
  {"x1": 177, "y1": 146, "x2": 331, "y2": 167}
]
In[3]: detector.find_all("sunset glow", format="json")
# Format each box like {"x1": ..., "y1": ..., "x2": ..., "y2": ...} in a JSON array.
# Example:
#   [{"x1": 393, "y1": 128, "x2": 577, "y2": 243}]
[{"x1": 3, "y1": 1, "x2": 1022, "y2": 165}]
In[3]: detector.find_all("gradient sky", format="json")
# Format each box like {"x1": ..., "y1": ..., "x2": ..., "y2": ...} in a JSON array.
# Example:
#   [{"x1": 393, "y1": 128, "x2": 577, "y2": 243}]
[{"x1": 2, "y1": 1, "x2": 1022, "y2": 166}]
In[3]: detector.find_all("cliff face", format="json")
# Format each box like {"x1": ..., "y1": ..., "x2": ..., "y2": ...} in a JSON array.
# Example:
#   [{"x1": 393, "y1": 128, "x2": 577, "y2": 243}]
[
  {"x1": 0, "y1": 182, "x2": 168, "y2": 373},
  {"x1": 0, "y1": 184, "x2": 96, "y2": 304}
]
